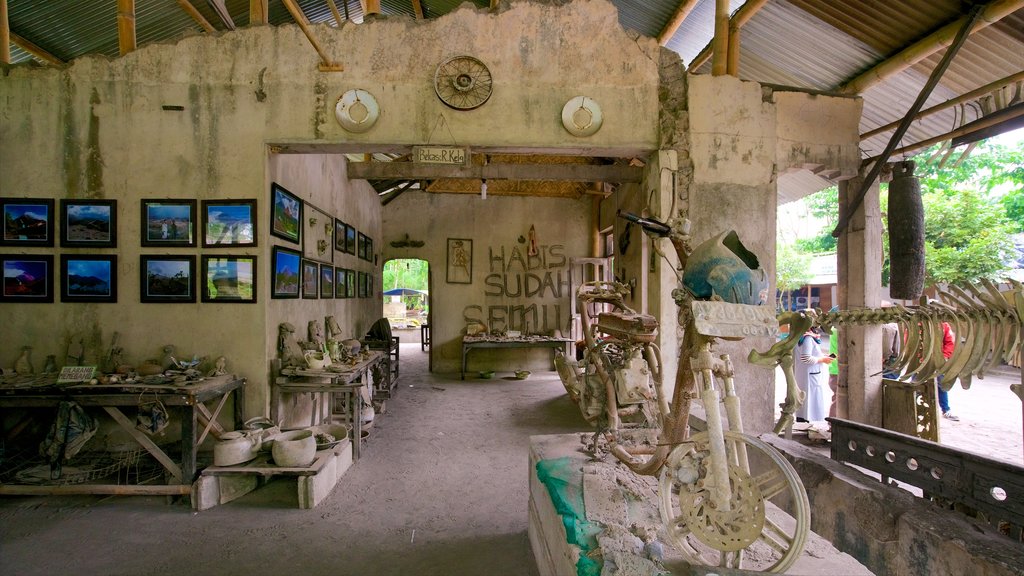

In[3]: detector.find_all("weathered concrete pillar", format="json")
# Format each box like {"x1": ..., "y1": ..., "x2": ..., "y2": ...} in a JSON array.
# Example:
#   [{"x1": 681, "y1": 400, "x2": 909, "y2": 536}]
[{"x1": 837, "y1": 175, "x2": 883, "y2": 426}]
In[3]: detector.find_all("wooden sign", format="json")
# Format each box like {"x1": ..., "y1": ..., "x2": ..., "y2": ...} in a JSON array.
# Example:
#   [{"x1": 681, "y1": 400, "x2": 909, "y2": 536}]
[
  {"x1": 413, "y1": 146, "x2": 468, "y2": 165},
  {"x1": 57, "y1": 365, "x2": 96, "y2": 383}
]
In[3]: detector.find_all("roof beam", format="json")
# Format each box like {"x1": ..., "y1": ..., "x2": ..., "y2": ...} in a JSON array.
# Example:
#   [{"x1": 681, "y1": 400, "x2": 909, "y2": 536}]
[
  {"x1": 688, "y1": 0, "x2": 769, "y2": 73},
  {"x1": 861, "y1": 70, "x2": 1024, "y2": 140},
  {"x1": 205, "y1": 0, "x2": 235, "y2": 30},
  {"x1": 117, "y1": 0, "x2": 136, "y2": 56},
  {"x1": 1, "y1": 0, "x2": 10, "y2": 64},
  {"x1": 346, "y1": 161, "x2": 643, "y2": 183},
  {"x1": 361, "y1": 1, "x2": 381, "y2": 17},
  {"x1": 177, "y1": 0, "x2": 216, "y2": 33},
  {"x1": 10, "y1": 32, "x2": 63, "y2": 65},
  {"x1": 412, "y1": 0, "x2": 425, "y2": 19},
  {"x1": 658, "y1": 0, "x2": 699, "y2": 46},
  {"x1": 250, "y1": 0, "x2": 268, "y2": 25},
  {"x1": 839, "y1": 0, "x2": 1024, "y2": 95},
  {"x1": 327, "y1": 0, "x2": 344, "y2": 26},
  {"x1": 280, "y1": 0, "x2": 343, "y2": 71}
]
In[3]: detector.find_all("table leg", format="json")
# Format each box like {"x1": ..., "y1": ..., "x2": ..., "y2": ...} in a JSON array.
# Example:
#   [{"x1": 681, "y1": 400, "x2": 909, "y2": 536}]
[
  {"x1": 462, "y1": 345, "x2": 468, "y2": 380},
  {"x1": 234, "y1": 381, "x2": 245, "y2": 430},
  {"x1": 351, "y1": 389, "x2": 362, "y2": 461},
  {"x1": 181, "y1": 405, "x2": 197, "y2": 484}
]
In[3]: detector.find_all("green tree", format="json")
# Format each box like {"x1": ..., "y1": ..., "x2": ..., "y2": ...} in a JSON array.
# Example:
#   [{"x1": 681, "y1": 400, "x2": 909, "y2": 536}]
[{"x1": 775, "y1": 242, "x2": 812, "y2": 311}]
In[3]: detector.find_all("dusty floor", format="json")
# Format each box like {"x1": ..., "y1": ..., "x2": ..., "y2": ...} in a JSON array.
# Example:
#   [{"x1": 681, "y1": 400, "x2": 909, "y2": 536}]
[{"x1": 1, "y1": 329, "x2": 1021, "y2": 575}]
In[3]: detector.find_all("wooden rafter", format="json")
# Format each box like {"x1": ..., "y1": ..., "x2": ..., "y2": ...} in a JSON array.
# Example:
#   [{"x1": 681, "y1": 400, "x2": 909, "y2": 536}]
[
  {"x1": 864, "y1": 103, "x2": 1024, "y2": 162},
  {"x1": 10, "y1": 32, "x2": 63, "y2": 65},
  {"x1": 658, "y1": 0, "x2": 699, "y2": 46},
  {"x1": 206, "y1": 0, "x2": 235, "y2": 30},
  {"x1": 1, "y1": 0, "x2": 10, "y2": 64},
  {"x1": 839, "y1": 0, "x2": 1024, "y2": 95},
  {"x1": 347, "y1": 161, "x2": 642, "y2": 183},
  {"x1": 281, "y1": 0, "x2": 343, "y2": 71},
  {"x1": 177, "y1": 0, "x2": 216, "y2": 33},
  {"x1": 327, "y1": 0, "x2": 344, "y2": 26},
  {"x1": 412, "y1": 0, "x2": 425, "y2": 19},
  {"x1": 250, "y1": 0, "x2": 268, "y2": 25},
  {"x1": 688, "y1": 0, "x2": 769, "y2": 73},
  {"x1": 117, "y1": 0, "x2": 136, "y2": 56}
]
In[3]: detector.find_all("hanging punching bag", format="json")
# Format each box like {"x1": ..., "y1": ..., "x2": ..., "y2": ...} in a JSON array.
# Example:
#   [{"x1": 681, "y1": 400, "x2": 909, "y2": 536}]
[{"x1": 888, "y1": 160, "x2": 925, "y2": 299}]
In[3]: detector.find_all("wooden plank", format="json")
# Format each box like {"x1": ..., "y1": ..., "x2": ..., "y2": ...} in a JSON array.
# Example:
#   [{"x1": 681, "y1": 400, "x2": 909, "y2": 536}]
[
  {"x1": 102, "y1": 406, "x2": 183, "y2": 482},
  {"x1": 195, "y1": 399, "x2": 228, "y2": 445},
  {"x1": 1, "y1": 0, "x2": 10, "y2": 64},
  {"x1": 177, "y1": 0, "x2": 216, "y2": 33},
  {"x1": 117, "y1": 0, "x2": 136, "y2": 56},
  {"x1": 250, "y1": 0, "x2": 268, "y2": 25},
  {"x1": 346, "y1": 161, "x2": 643, "y2": 183},
  {"x1": 0, "y1": 484, "x2": 191, "y2": 496},
  {"x1": 202, "y1": 450, "x2": 333, "y2": 476},
  {"x1": 10, "y1": 31, "x2": 63, "y2": 66}
]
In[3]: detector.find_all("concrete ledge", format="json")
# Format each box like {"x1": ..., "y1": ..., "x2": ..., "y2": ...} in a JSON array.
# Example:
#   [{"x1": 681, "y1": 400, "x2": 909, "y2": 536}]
[{"x1": 764, "y1": 434, "x2": 1024, "y2": 576}]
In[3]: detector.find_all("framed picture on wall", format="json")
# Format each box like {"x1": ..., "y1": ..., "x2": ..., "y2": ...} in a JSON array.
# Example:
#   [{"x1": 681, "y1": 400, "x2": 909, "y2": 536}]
[
  {"x1": 320, "y1": 264, "x2": 335, "y2": 299},
  {"x1": 140, "y1": 255, "x2": 196, "y2": 303},
  {"x1": 271, "y1": 246, "x2": 301, "y2": 299},
  {"x1": 270, "y1": 183, "x2": 302, "y2": 245},
  {"x1": 346, "y1": 269, "x2": 356, "y2": 298},
  {"x1": 2, "y1": 198, "x2": 54, "y2": 247},
  {"x1": 364, "y1": 237, "x2": 374, "y2": 263},
  {"x1": 334, "y1": 267, "x2": 347, "y2": 298},
  {"x1": 202, "y1": 199, "x2": 256, "y2": 247},
  {"x1": 357, "y1": 232, "x2": 368, "y2": 260},
  {"x1": 334, "y1": 219, "x2": 347, "y2": 252},
  {"x1": 344, "y1": 224, "x2": 356, "y2": 254},
  {"x1": 61, "y1": 254, "x2": 117, "y2": 303},
  {"x1": 201, "y1": 255, "x2": 256, "y2": 303},
  {"x1": 1, "y1": 254, "x2": 54, "y2": 302},
  {"x1": 446, "y1": 238, "x2": 472, "y2": 284},
  {"x1": 357, "y1": 271, "x2": 367, "y2": 298},
  {"x1": 301, "y1": 259, "x2": 319, "y2": 299},
  {"x1": 141, "y1": 199, "x2": 196, "y2": 247},
  {"x1": 61, "y1": 199, "x2": 116, "y2": 248}
]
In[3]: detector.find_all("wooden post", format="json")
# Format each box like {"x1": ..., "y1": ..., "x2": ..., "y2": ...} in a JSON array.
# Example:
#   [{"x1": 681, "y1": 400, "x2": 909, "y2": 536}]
[
  {"x1": 711, "y1": 0, "x2": 729, "y2": 76},
  {"x1": 726, "y1": 23, "x2": 740, "y2": 76},
  {"x1": 117, "y1": 0, "x2": 136, "y2": 56},
  {"x1": 250, "y1": 0, "x2": 269, "y2": 25},
  {"x1": 1, "y1": 0, "x2": 10, "y2": 65},
  {"x1": 177, "y1": 0, "x2": 216, "y2": 33},
  {"x1": 412, "y1": 0, "x2": 425, "y2": 19},
  {"x1": 280, "y1": 0, "x2": 343, "y2": 71},
  {"x1": 362, "y1": 0, "x2": 381, "y2": 16}
]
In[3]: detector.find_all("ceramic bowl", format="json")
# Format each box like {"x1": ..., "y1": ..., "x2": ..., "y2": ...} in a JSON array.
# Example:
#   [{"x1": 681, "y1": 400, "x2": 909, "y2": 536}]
[
  {"x1": 478, "y1": 370, "x2": 495, "y2": 379},
  {"x1": 514, "y1": 370, "x2": 531, "y2": 380},
  {"x1": 271, "y1": 430, "x2": 316, "y2": 467},
  {"x1": 307, "y1": 423, "x2": 351, "y2": 450}
]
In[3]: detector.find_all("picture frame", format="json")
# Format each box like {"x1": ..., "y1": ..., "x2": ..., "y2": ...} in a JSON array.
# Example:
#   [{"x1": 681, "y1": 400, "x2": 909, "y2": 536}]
[
  {"x1": 1, "y1": 254, "x2": 54, "y2": 302},
  {"x1": 344, "y1": 224, "x2": 357, "y2": 254},
  {"x1": 60, "y1": 199, "x2": 116, "y2": 248},
  {"x1": 60, "y1": 254, "x2": 117, "y2": 303},
  {"x1": 364, "y1": 236, "x2": 374, "y2": 263},
  {"x1": 334, "y1": 219, "x2": 347, "y2": 252},
  {"x1": 201, "y1": 255, "x2": 256, "y2": 303},
  {"x1": 270, "y1": 183, "x2": 302, "y2": 245},
  {"x1": 140, "y1": 255, "x2": 196, "y2": 303},
  {"x1": 446, "y1": 238, "x2": 472, "y2": 284},
  {"x1": 357, "y1": 232, "x2": 368, "y2": 260},
  {"x1": 141, "y1": 199, "x2": 196, "y2": 247},
  {"x1": 2, "y1": 198, "x2": 54, "y2": 247},
  {"x1": 271, "y1": 246, "x2": 301, "y2": 299},
  {"x1": 334, "y1": 267, "x2": 347, "y2": 298},
  {"x1": 304, "y1": 203, "x2": 333, "y2": 264},
  {"x1": 301, "y1": 259, "x2": 319, "y2": 299},
  {"x1": 320, "y1": 264, "x2": 335, "y2": 299},
  {"x1": 202, "y1": 199, "x2": 256, "y2": 248},
  {"x1": 346, "y1": 269, "x2": 356, "y2": 298}
]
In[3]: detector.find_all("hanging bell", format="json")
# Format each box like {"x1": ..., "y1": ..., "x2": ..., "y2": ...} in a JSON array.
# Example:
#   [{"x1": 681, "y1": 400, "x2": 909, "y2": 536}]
[{"x1": 887, "y1": 160, "x2": 925, "y2": 300}]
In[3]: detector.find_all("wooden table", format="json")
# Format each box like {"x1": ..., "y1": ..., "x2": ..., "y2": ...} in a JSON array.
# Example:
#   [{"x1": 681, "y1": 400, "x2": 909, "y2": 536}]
[
  {"x1": 0, "y1": 374, "x2": 245, "y2": 496},
  {"x1": 461, "y1": 335, "x2": 573, "y2": 380},
  {"x1": 274, "y1": 352, "x2": 384, "y2": 461}
]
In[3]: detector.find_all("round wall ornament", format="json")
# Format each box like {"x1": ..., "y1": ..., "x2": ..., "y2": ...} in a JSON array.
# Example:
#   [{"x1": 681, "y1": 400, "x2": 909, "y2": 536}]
[
  {"x1": 561, "y1": 96, "x2": 603, "y2": 137},
  {"x1": 335, "y1": 89, "x2": 380, "y2": 133},
  {"x1": 434, "y1": 55, "x2": 493, "y2": 110}
]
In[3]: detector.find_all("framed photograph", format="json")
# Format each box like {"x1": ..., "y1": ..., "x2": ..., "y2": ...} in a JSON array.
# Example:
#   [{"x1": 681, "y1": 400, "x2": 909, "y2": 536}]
[
  {"x1": 61, "y1": 199, "x2": 116, "y2": 248},
  {"x1": 301, "y1": 259, "x2": 319, "y2": 299},
  {"x1": 334, "y1": 219, "x2": 347, "y2": 252},
  {"x1": 346, "y1": 269, "x2": 356, "y2": 298},
  {"x1": 140, "y1": 255, "x2": 196, "y2": 303},
  {"x1": 141, "y1": 199, "x2": 196, "y2": 247},
  {"x1": 320, "y1": 264, "x2": 335, "y2": 299},
  {"x1": 270, "y1": 183, "x2": 302, "y2": 245},
  {"x1": 271, "y1": 246, "x2": 301, "y2": 299},
  {"x1": 334, "y1": 267, "x2": 347, "y2": 298},
  {"x1": 344, "y1": 224, "x2": 357, "y2": 254},
  {"x1": 357, "y1": 232, "x2": 368, "y2": 260},
  {"x1": 60, "y1": 254, "x2": 116, "y2": 303},
  {"x1": 1, "y1": 254, "x2": 54, "y2": 302},
  {"x1": 2, "y1": 198, "x2": 54, "y2": 247},
  {"x1": 447, "y1": 238, "x2": 472, "y2": 284},
  {"x1": 357, "y1": 271, "x2": 368, "y2": 298},
  {"x1": 304, "y1": 203, "x2": 333, "y2": 264},
  {"x1": 364, "y1": 236, "x2": 374, "y2": 263},
  {"x1": 202, "y1": 200, "x2": 256, "y2": 247},
  {"x1": 202, "y1": 256, "x2": 256, "y2": 303}
]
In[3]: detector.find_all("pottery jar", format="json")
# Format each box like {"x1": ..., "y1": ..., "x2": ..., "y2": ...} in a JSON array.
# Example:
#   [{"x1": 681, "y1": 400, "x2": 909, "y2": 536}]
[{"x1": 271, "y1": 430, "x2": 316, "y2": 467}]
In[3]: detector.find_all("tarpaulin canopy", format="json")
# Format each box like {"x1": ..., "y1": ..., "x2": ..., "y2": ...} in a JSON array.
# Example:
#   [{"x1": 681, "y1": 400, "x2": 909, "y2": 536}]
[{"x1": 382, "y1": 287, "x2": 427, "y2": 296}]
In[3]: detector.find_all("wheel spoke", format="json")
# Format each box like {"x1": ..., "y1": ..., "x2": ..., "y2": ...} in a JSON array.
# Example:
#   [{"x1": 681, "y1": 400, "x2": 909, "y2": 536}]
[
  {"x1": 760, "y1": 517, "x2": 794, "y2": 554},
  {"x1": 719, "y1": 550, "x2": 743, "y2": 568},
  {"x1": 753, "y1": 467, "x2": 787, "y2": 500}
]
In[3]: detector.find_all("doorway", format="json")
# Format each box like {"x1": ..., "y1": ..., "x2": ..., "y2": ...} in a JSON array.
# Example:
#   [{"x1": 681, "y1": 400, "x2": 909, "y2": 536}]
[{"x1": 382, "y1": 258, "x2": 431, "y2": 373}]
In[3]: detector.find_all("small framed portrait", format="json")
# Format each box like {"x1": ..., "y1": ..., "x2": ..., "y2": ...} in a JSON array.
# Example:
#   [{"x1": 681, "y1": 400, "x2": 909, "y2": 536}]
[
  {"x1": 271, "y1": 245, "x2": 301, "y2": 299},
  {"x1": 60, "y1": 199, "x2": 116, "y2": 248},
  {"x1": 140, "y1": 255, "x2": 196, "y2": 303},
  {"x1": 357, "y1": 232, "x2": 368, "y2": 260},
  {"x1": 357, "y1": 271, "x2": 368, "y2": 298},
  {"x1": 364, "y1": 236, "x2": 374, "y2": 262},
  {"x1": 320, "y1": 264, "x2": 335, "y2": 299},
  {"x1": 301, "y1": 259, "x2": 319, "y2": 299},
  {"x1": 202, "y1": 255, "x2": 256, "y2": 303},
  {"x1": 1, "y1": 254, "x2": 54, "y2": 302},
  {"x1": 202, "y1": 200, "x2": 256, "y2": 247},
  {"x1": 141, "y1": 199, "x2": 196, "y2": 247},
  {"x1": 344, "y1": 224, "x2": 357, "y2": 254},
  {"x1": 447, "y1": 238, "x2": 472, "y2": 284},
  {"x1": 334, "y1": 267, "x2": 347, "y2": 298},
  {"x1": 334, "y1": 219, "x2": 347, "y2": 252},
  {"x1": 60, "y1": 254, "x2": 117, "y2": 303},
  {"x1": 2, "y1": 198, "x2": 54, "y2": 247},
  {"x1": 346, "y1": 268, "x2": 356, "y2": 298},
  {"x1": 270, "y1": 183, "x2": 302, "y2": 245}
]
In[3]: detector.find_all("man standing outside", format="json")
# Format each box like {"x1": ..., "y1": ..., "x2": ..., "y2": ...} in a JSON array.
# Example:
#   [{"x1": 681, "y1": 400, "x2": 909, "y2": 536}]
[{"x1": 938, "y1": 321, "x2": 959, "y2": 421}]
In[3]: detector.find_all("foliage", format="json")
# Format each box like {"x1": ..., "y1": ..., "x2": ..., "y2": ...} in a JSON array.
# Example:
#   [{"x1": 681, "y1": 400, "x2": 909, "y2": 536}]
[
  {"x1": 775, "y1": 242, "x2": 812, "y2": 310},
  {"x1": 382, "y1": 259, "x2": 429, "y2": 309},
  {"x1": 919, "y1": 187, "x2": 1015, "y2": 284}
]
